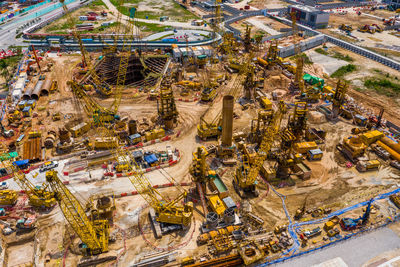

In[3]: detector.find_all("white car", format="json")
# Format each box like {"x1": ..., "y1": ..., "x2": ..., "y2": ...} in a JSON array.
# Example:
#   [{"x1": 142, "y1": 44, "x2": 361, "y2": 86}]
[{"x1": 39, "y1": 161, "x2": 59, "y2": 173}]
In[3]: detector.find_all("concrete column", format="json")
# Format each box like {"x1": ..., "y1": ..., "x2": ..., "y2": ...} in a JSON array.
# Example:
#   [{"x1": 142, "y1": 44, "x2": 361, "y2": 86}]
[{"x1": 221, "y1": 95, "x2": 234, "y2": 147}]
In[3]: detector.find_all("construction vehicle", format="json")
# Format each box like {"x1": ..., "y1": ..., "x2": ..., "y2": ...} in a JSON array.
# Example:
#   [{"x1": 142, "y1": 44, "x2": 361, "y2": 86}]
[
  {"x1": 294, "y1": 195, "x2": 308, "y2": 220},
  {"x1": 60, "y1": 0, "x2": 111, "y2": 96},
  {"x1": 234, "y1": 101, "x2": 286, "y2": 197},
  {"x1": 46, "y1": 170, "x2": 109, "y2": 255},
  {"x1": 356, "y1": 160, "x2": 381, "y2": 172},
  {"x1": 197, "y1": 225, "x2": 240, "y2": 245},
  {"x1": 0, "y1": 122, "x2": 14, "y2": 138},
  {"x1": 52, "y1": 112, "x2": 61, "y2": 121},
  {"x1": 371, "y1": 24, "x2": 383, "y2": 32},
  {"x1": 339, "y1": 24, "x2": 353, "y2": 32},
  {"x1": 16, "y1": 215, "x2": 36, "y2": 232},
  {"x1": 358, "y1": 25, "x2": 376, "y2": 34},
  {"x1": 49, "y1": 80, "x2": 58, "y2": 93},
  {"x1": 7, "y1": 109, "x2": 21, "y2": 123},
  {"x1": 0, "y1": 154, "x2": 56, "y2": 209},
  {"x1": 197, "y1": 55, "x2": 252, "y2": 140},
  {"x1": 201, "y1": 87, "x2": 218, "y2": 102},
  {"x1": 324, "y1": 216, "x2": 340, "y2": 231},
  {"x1": 340, "y1": 198, "x2": 373, "y2": 231},
  {"x1": 0, "y1": 190, "x2": 18, "y2": 206}
]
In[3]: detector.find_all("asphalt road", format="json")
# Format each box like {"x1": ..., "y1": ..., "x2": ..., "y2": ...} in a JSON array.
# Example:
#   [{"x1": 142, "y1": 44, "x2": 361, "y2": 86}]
[
  {"x1": 0, "y1": 0, "x2": 81, "y2": 49},
  {"x1": 274, "y1": 227, "x2": 400, "y2": 267}
]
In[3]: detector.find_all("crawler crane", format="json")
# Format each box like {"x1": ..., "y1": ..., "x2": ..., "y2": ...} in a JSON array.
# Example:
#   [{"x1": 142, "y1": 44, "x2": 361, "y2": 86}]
[
  {"x1": 45, "y1": 170, "x2": 109, "y2": 255},
  {"x1": 234, "y1": 101, "x2": 287, "y2": 197},
  {"x1": 60, "y1": 0, "x2": 111, "y2": 95},
  {"x1": 197, "y1": 54, "x2": 252, "y2": 140},
  {"x1": 0, "y1": 155, "x2": 56, "y2": 209}
]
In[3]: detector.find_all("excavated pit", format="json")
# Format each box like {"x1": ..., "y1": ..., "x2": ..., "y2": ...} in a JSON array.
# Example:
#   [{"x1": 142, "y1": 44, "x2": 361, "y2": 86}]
[{"x1": 90, "y1": 55, "x2": 168, "y2": 88}]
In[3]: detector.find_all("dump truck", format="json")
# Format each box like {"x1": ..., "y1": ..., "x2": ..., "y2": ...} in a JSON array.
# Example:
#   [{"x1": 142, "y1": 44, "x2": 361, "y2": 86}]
[{"x1": 356, "y1": 160, "x2": 381, "y2": 172}]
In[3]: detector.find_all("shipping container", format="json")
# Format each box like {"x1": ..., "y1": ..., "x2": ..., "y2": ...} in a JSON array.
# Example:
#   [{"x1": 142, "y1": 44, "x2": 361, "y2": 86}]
[
  {"x1": 87, "y1": 16, "x2": 97, "y2": 21},
  {"x1": 79, "y1": 16, "x2": 88, "y2": 21}
]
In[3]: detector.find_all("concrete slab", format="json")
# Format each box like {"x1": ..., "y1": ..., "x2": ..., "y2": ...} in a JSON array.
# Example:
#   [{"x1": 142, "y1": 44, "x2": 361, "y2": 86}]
[{"x1": 275, "y1": 227, "x2": 400, "y2": 267}]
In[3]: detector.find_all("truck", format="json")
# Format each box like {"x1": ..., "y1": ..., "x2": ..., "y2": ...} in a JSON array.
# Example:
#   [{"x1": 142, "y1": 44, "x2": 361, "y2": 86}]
[{"x1": 356, "y1": 160, "x2": 380, "y2": 172}]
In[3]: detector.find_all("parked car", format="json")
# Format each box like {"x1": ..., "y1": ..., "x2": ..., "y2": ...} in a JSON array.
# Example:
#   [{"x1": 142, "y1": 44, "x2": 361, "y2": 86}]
[{"x1": 39, "y1": 161, "x2": 58, "y2": 172}]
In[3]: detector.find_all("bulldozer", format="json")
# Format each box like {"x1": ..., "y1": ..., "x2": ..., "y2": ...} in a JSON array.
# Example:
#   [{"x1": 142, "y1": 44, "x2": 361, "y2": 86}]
[
  {"x1": 358, "y1": 25, "x2": 376, "y2": 34},
  {"x1": 371, "y1": 23, "x2": 383, "y2": 32},
  {"x1": 339, "y1": 24, "x2": 353, "y2": 32}
]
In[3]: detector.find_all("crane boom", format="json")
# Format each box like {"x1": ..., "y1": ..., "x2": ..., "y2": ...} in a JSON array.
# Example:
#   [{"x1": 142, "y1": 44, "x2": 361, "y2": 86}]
[
  {"x1": 234, "y1": 101, "x2": 286, "y2": 196},
  {"x1": 0, "y1": 155, "x2": 56, "y2": 208},
  {"x1": 60, "y1": 0, "x2": 111, "y2": 96},
  {"x1": 46, "y1": 170, "x2": 109, "y2": 255}
]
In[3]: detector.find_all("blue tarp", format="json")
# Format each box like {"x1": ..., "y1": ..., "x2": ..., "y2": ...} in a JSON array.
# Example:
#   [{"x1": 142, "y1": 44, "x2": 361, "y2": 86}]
[
  {"x1": 144, "y1": 154, "x2": 158, "y2": 164},
  {"x1": 13, "y1": 159, "x2": 30, "y2": 168}
]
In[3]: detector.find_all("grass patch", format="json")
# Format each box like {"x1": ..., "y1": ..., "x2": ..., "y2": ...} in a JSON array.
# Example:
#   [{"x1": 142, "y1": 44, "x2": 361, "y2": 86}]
[
  {"x1": 314, "y1": 48, "x2": 353, "y2": 62},
  {"x1": 135, "y1": 21, "x2": 168, "y2": 32},
  {"x1": 315, "y1": 47, "x2": 328, "y2": 55},
  {"x1": 290, "y1": 53, "x2": 313, "y2": 65},
  {"x1": 0, "y1": 55, "x2": 23, "y2": 81},
  {"x1": 364, "y1": 78, "x2": 400, "y2": 96},
  {"x1": 91, "y1": 0, "x2": 106, "y2": 7},
  {"x1": 331, "y1": 64, "x2": 356, "y2": 78},
  {"x1": 109, "y1": 0, "x2": 198, "y2": 21},
  {"x1": 332, "y1": 52, "x2": 353, "y2": 62}
]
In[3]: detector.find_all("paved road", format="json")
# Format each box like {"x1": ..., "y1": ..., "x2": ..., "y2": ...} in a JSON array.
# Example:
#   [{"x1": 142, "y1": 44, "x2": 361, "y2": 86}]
[
  {"x1": 0, "y1": 0, "x2": 81, "y2": 49},
  {"x1": 275, "y1": 227, "x2": 400, "y2": 267}
]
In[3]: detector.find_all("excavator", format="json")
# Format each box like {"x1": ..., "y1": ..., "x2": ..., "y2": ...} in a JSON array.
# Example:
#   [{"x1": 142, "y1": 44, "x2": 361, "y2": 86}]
[{"x1": 340, "y1": 198, "x2": 373, "y2": 231}]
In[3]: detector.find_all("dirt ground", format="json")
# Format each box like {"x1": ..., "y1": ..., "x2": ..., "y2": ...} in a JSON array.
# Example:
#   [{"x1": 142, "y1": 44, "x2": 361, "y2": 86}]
[
  {"x1": 249, "y1": 0, "x2": 289, "y2": 10},
  {"x1": 6, "y1": 38, "x2": 400, "y2": 265}
]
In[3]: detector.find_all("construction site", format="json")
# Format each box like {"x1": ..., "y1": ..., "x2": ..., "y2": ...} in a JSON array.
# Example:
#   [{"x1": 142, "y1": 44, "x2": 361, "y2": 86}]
[{"x1": 1, "y1": 0, "x2": 400, "y2": 266}]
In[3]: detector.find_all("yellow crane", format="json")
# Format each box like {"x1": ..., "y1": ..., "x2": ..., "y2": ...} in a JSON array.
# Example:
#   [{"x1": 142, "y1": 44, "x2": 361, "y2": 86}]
[
  {"x1": 197, "y1": 54, "x2": 252, "y2": 140},
  {"x1": 0, "y1": 154, "x2": 56, "y2": 209},
  {"x1": 45, "y1": 170, "x2": 109, "y2": 255},
  {"x1": 234, "y1": 101, "x2": 286, "y2": 197},
  {"x1": 60, "y1": 0, "x2": 111, "y2": 96}
]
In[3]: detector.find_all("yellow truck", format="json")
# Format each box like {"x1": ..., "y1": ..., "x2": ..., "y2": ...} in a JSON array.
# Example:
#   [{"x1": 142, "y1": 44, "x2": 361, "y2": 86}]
[{"x1": 356, "y1": 160, "x2": 381, "y2": 172}]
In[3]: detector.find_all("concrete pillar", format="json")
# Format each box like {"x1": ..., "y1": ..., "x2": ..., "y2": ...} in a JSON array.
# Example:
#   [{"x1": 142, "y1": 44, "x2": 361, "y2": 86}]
[{"x1": 221, "y1": 95, "x2": 234, "y2": 147}]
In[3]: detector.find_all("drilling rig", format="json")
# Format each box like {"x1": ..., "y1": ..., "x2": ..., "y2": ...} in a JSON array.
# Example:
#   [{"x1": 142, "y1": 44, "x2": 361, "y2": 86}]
[{"x1": 234, "y1": 101, "x2": 287, "y2": 197}]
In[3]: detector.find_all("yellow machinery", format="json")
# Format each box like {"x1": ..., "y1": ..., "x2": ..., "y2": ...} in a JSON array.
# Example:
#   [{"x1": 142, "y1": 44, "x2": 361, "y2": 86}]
[
  {"x1": 257, "y1": 40, "x2": 284, "y2": 69},
  {"x1": 60, "y1": 0, "x2": 111, "y2": 96},
  {"x1": 69, "y1": 81, "x2": 116, "y2": 125},
  {"x1": 157, "y1": 88, "x2": 179, "y2": 129},
  {"x1": 201, "y1": 86, "x2": 218, "y2": 102},
  {"x1": 358, "y1": 25, "x2": 376, "y2": 34},
  {"x1": 234, "y1": 101, "x2": 286, "y2": 197},
  {"x1": 197, "y1": 55, "x2": 252, "y2": 140},
  {"x1": 339, "y1": 24, "x2": 353, "y2": 32},
  {"x1": 288, "y1": 101, "x2": 308, "y2": 140},
  {"x1": 0, "y1": 190, "x2": 18, "y2": 206},
  {"x1": 46, "y1": 170, "x2": 109, "y2": 255},
  {"x1": 331, "y1": 80, "x2": 347, "y2": 120},
  {"x1": 0, "y1": 153, "x2": 56, "y2": 209}
]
